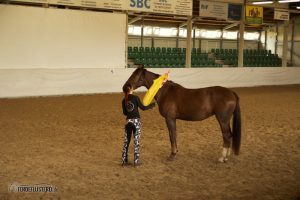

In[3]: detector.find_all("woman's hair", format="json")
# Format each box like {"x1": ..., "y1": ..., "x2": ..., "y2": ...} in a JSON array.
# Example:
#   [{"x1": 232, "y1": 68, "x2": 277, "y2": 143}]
[{"x1": 123, "y1": 83, "x2": 132, "y2": 106}]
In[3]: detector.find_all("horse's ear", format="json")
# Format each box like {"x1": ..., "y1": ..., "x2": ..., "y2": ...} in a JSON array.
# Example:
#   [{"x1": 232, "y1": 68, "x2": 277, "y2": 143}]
[{"x1": 137, "y1": 64, "x2": 144, "y2": 69}]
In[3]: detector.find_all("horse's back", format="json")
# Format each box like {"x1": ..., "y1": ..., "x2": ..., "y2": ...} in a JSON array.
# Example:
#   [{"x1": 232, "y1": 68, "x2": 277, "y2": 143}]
[
  {"x1": 178, "y1": 85, "x2": 235, "y2": 102},
  {"x1": 202, "y1": 86, "x2": 237, "y2": 119},
  {"x1": 162, "y1": 84, "x2": 236, "y2": 120},
  {"x1": 205, "y1": 86, "x2": 236, "y2": 101}
]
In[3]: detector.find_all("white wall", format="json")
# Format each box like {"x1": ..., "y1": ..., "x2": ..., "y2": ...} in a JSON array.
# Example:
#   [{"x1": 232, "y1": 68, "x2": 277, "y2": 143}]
[
  {"x1": 0, "y1": 5, "x2": 126, "y2": 69},
  {"x1": 178, "y1": 39, "x2": 187, "y2": 48},
  {"x1": 154, "y1": 38, "x2": 177, "y2": 48},
  {"x1": 266, "y1": 28, "x2": 277, "y2": 54},
  {"x1": 223, "y1": 41, "x2": 237, "y2": 49},
  {"x1": 1, "y1": 68, "x2": 300, "y2": 98},
  {"x1": 201, "y1": 40, "x2": 220, "y2": 51}
]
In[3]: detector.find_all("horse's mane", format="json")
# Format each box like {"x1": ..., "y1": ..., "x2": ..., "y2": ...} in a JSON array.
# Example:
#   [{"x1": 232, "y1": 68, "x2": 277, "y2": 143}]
[
  {"x1": 142, "y1": 68, "x2": 185, "y2": 91},
  {"x1": 144, "y1": 69, "x2": 177, "y2": 87}
]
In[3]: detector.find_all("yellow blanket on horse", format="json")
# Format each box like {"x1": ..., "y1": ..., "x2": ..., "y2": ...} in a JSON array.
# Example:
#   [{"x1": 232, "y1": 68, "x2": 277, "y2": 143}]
[{"x1": 143, "y1": 72, "x2": 169, "y2": 106}]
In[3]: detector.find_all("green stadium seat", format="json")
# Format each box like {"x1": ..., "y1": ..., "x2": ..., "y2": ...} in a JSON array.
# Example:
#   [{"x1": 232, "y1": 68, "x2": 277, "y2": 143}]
[
  {"x1": 135, "y1": 58, "x2": 141, "y2": 64},
  {"x1": 128, "y1": 46, "x2": 133, "y2": 53},
  {"x1": 192, "y1": 48, "x2": 196, "y2": 54},
  {"x1": 139, "y1": 47, "x2": 144, "y2": 53},
  {"x1": 155, "y1": 47, "x2": 161, "y2": 53}
]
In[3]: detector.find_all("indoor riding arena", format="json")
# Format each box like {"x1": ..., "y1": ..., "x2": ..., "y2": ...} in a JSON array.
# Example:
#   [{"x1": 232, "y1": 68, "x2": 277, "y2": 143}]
[{"x1": 0, "y1": 1, "x2": 300, "y2": 200}]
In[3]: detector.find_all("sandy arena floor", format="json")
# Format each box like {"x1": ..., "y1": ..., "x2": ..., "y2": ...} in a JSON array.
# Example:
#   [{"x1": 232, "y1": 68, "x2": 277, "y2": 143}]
[{"x1": 0, "y1": 85, "x2": 300, "y2": 200}]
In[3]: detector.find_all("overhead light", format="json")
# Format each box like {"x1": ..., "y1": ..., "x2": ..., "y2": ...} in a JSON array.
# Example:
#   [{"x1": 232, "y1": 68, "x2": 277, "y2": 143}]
[
  {"x1": 252, "y1": 1, "x2": 273, "y2": 5},
  {"x1": 278, "y1": 0, "x2": 300, "y2": 3}
]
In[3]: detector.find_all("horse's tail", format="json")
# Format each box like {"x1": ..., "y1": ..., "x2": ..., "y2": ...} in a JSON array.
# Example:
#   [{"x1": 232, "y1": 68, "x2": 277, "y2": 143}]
[{"x1": 232, "y1": 92, "x2": 241, "y2": 155}]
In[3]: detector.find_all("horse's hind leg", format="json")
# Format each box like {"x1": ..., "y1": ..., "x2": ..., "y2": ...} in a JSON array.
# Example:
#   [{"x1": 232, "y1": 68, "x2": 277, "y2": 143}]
[
  {"x1": 165, "y1": 118, "x2": 177, "y2": 160},
  {"x1": 217, "y1": 119, "x2": 232, "y2": 163}
]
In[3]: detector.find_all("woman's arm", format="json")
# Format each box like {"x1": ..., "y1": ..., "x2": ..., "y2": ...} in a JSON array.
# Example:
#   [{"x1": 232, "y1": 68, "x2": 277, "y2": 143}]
[
  {"x1": 122, "y1": 100, "x2": 127, "y2": 115},
  {"x1": 136, "y1": 96, "x2": 155, "y2": 111}
]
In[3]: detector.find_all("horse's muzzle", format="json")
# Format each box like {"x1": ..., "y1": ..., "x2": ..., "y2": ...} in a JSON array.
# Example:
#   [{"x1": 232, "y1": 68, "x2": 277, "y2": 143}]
[{"x1": 122, "y1": 82, "x2": 132, "y2": 93}]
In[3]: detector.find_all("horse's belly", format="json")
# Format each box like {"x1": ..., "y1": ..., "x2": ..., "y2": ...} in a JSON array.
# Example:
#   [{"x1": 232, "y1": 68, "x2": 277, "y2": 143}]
[{"x1": 177, "y1": 108, "x2": 214, "y2": 121}]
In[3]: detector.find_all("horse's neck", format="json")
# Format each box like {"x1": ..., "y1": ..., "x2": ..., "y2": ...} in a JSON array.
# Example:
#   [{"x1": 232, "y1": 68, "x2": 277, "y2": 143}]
[
  {"x1": 154, "y1": 80, "x2": 174, "y2": 103},
  {"x1": 144, "y1": 70, "x2": 178, "y2": 103},
  {"x1": 144, "y1": 71, "x2": 159, "y2": 89},
  {"x1": 143, "y1": 70, "x2": 165, "y2": 103}
]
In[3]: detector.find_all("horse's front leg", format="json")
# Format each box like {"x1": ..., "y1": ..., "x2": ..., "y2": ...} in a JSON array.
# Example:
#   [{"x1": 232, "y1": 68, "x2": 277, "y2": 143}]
[{"x1": 165, "y1": 118, "x2": 177, "y2": 160}]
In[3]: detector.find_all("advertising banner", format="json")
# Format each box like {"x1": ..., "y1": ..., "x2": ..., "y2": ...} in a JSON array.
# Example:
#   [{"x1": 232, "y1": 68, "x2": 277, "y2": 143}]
[
  {"x1": 49, "y1": 0, "x2": 80, "y2": 6},
  {"x1": 127, "y1": 0, "x2": 192, "y2": 16},
  {"x1": 245, "y1": 5, "x2": 263, "y2": 24},
  {"x1": 10, "y1": 0, "x2": 192, "y2": 16},
  {"x1": 228, "y1": 4, "x2": 242, "y2": 21},
  {"x1": 48, "y1": 0, "x2": 125, "y2": 9},
  {"x1": 199, "y1": 0, "x2": 228, "y2": 20},
  {"x1": 10, "y1": 0, "x2": 48, "y2": 3},
  {"x1": 274, "y1": 9, "x2": 289, "y2": 21}
]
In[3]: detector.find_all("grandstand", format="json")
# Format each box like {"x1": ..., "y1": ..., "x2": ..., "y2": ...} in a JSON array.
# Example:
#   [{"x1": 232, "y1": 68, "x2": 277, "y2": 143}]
[
  {"x1": 128, "y1": 47, "x2": 283, "y2": 68},
  {"x1": 128, "y1": 47, "x2": 220, "y2": 68},
  {"x1": 126, "y1": 1, "x2": 300, "y2": 68}
]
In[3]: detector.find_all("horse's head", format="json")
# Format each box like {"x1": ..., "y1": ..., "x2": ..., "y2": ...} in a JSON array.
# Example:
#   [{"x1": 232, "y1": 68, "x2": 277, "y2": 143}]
[{"x1": 123, "y1": 66, "x2": 147, "y2": 92}]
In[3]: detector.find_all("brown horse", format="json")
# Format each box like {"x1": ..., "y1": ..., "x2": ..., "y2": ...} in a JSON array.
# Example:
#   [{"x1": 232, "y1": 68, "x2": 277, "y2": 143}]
[{"x1": 123, "y1": 67, "x2": 241, "y2": 162}]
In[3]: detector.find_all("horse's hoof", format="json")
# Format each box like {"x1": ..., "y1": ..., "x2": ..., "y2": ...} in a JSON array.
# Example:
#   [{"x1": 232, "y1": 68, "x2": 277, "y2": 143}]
[
  {"x1": 167, "y1": 153, "x2": 176, "y2": 161},
  {"x1": 218, "y1": 157, "x2": 228, "y2": 163}
]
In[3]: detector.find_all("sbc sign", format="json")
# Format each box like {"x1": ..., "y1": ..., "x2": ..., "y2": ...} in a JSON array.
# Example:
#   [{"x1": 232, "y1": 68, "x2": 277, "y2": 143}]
[{"x1": 130, "y1": 0, "x2": 150, "y2": 9}]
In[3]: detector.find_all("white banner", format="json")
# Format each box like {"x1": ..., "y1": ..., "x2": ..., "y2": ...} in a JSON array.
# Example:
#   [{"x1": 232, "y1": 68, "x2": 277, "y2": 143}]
[
  {"x1": 274, "y1": 9, "x2": 289, "y2": 21},
  {"x1": 10, "y1": 0, "x2": 48, "y2": 3},
  {"x1": 1, "y1": 68, "x2": 300, "y2": 98},
  {"x1": 199, "y1": 0, "x2": 228, "y2": 20},
  {"x1": 47, "y1": 0, "x2": 125, "y2": 9},
  {"x1": 154, "y1": 0, "x2": 192, "y2": 16},
  {"x1": 127, "y1": 0, "x2": 192, "y2": 16},
  {"x1": 10, "y1": 0, "x2": 192, "y2": 16},
  {"x1": 49, "y1": 0, "x2": 79, "y2": 6}
]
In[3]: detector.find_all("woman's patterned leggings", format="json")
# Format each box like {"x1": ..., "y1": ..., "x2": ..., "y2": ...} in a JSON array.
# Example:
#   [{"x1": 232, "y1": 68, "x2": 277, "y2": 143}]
[{"x1": 121, "y1": 118, "x2": 141, "y2": 165}]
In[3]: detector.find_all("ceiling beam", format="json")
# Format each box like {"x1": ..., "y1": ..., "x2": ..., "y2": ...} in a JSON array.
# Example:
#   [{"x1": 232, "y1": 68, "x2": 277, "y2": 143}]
[
  {"x1": 179, "y1": 16, "x2": 201, "y2": 28},
  {"x1": 128, "y1": 14, "x2": 151, "y2": 25},
  {"x1": 289, "y1": 9, "x2": 300, "y2": 14},
  {"x1": 179, "y1": 21, "x2": 188, "y2": 28},
  {"x1": 223, "y1": 22, "x2": 240, "y2": 30},
  {"x1": 128, "y1": 16, "x2": 143, "y2": 24}
]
